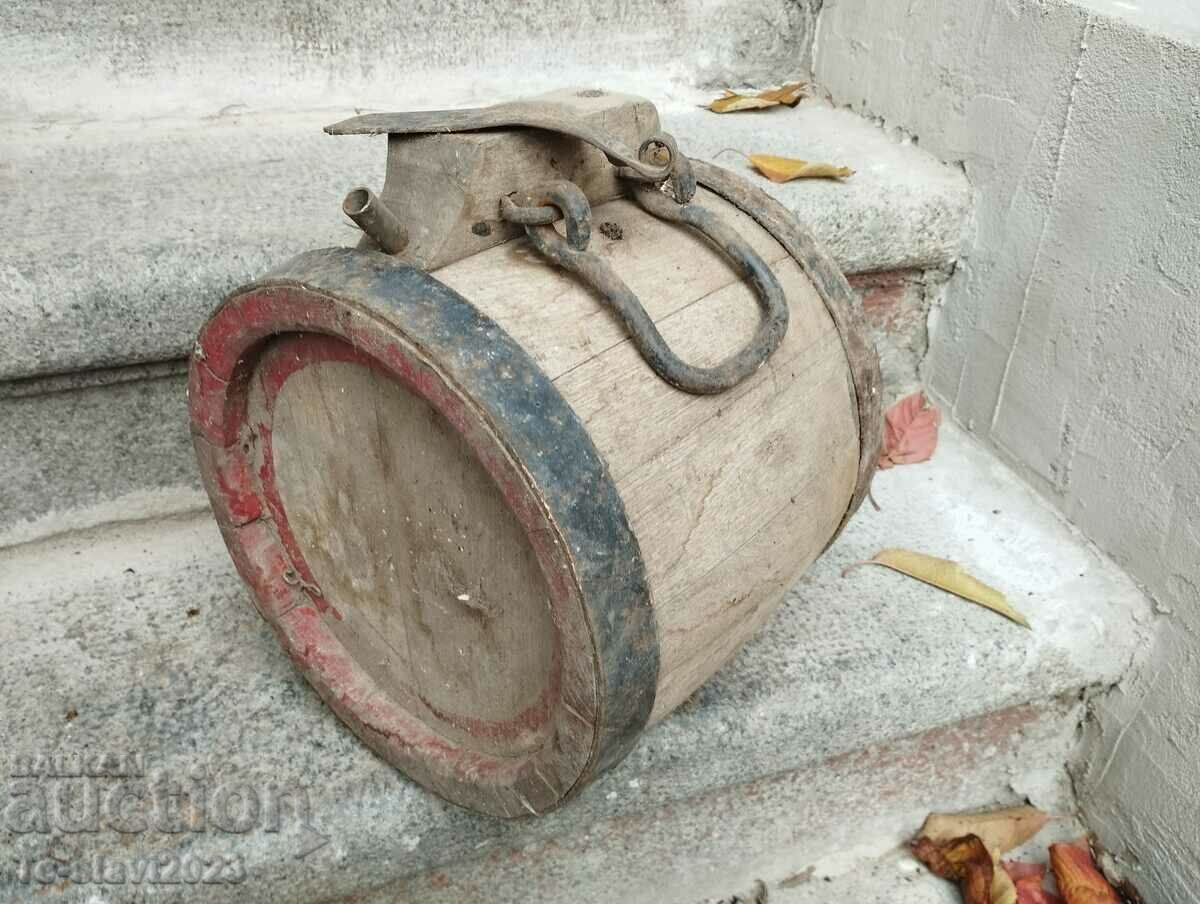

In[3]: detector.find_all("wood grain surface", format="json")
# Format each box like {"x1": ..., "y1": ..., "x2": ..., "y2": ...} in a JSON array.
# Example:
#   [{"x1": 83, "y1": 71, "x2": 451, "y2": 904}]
[{"x1": 437, "y1": 187, "x2": 859, "y2": 720}]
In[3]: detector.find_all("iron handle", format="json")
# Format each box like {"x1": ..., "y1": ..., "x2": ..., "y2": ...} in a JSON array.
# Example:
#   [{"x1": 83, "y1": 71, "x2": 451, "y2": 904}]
[{"x1": 504, "y1": 176, "x2": 789, "y2": 395}]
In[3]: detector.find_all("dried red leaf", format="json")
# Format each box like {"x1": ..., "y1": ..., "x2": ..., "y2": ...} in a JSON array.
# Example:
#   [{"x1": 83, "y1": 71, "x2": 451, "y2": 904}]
[
  {"x1": 912, "y1": 834, "x2": 993, "y2": 904},
  {"x1": 1003, "y1": 860, "x2": 1065, "y2": 904},
  {"x1": 1020, "y1": 886, "x2": 1066, "y2": 904},
  {"x1": 1004, "y1": 861, "x2": 1048, "y2": 884},
  {"x1": 879, "y1": 391, "x2": 941, "y2": 469},
  {"x1": 1050, "y1": 840, "x2": 1121, "y2": 904}
]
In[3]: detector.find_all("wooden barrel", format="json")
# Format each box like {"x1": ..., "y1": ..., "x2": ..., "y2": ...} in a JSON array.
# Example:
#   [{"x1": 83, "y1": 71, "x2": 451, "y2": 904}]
[{"x1": 188, "y1": 162, "x2": 880, "y2": 817}]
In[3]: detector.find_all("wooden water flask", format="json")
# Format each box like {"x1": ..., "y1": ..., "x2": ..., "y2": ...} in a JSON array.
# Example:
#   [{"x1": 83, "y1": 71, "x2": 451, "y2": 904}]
[{"x1": 189, "y1": 89, "x2": 882, "y2": 817}]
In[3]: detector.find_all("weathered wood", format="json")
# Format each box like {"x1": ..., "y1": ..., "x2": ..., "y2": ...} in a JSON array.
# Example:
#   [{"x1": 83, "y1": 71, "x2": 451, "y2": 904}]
[
  {"x1": 191, "y1": 266, "x2": 627, "y2": 818},
  {"x1": 448, "y1": 194, "x2": 859, "y2": 721},
  {"x1": 190, "y1": 170, "x2": 877, "y2": 817},
  {"x1": 268, "y1": 352, "x2": 558, "y2": 757},
  {"x1": 372, "y1": 89, "x2": 660, "y2": 271}
]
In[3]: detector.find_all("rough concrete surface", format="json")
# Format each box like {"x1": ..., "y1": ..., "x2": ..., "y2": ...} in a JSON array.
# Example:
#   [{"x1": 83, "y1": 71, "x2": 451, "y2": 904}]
[
  {"x1": 0, "y1": 367, "x2": 203, "y2": 548},
  {"x1": 815, "y1": 2, "x2": 1199, "y2": 900},
  {"x1": 1074, "y1": 0, "x2": 1200, "y2": 45},
  {"x1": 0, "y1": 98, "x2": 968, "y2": 381},
  {"x1": 850, "y1": 267, "x2": 951, "y2": 405},
  {"x1": 356, "y1": 702, "x2": 1084, "y2": 903},
  {"x1": 1, "y1": 113, "x2": 387, "y2": 381},
  {"x1": 666, "y1": 102, "x2": 972, "y2": 274},
  {"x1": 0, "y1": 0, "x2": 820, "y2": 122},
  {"x1": 0, "y1": 424, "x2": 1151, "y2": 901},
  {"x1": 770, "y1": 813, "x2": 1092, "y2": 904}
]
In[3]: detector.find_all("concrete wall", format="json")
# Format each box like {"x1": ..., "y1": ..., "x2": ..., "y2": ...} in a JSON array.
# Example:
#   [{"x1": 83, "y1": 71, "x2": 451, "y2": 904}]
[
  {"x1": 2, "y1": 0, "x2": 820, "y2": 120},
  {"x1": 813, "y1": 1, "x2": 1200, "y2": 900}
]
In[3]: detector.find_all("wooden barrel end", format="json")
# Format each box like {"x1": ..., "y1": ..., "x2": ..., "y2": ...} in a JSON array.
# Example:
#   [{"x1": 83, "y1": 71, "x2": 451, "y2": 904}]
[{"x1": 188, "y1": 248, "x2": 658, "y2": 816}]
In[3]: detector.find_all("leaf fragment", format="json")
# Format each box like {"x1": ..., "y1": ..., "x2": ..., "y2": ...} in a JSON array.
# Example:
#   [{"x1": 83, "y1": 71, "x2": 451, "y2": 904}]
[
  {"x1": 879, "y1": 391, "x2": 941, "y2": 468},
  {"x1": 1003, "y1": 862, "x2": 1048, "y2": 884},
  {"x1": 1049, "y1": 840, "x2": 1122, "y2": 904},
  {"x1": 920, "y1": 806, "x2": 1050, "y2": 856},
  {"x1": 912, "y1": 834, "x2": 994, "y2": 904},
  {"x1": 847, "y1": 548, "x2": 1031, "y2": 628},
  {"x1": 992, "y1": 863, "x2": 1020, "y2": 904},
  {"x1": 747, "y1": 154, "x2": 854, "y2": 182},
  {"x1": 754, "y1": 82, "x2": 808, "y2": 106},
  {"x1": 707, "y1": 82, "x2": 807, "y2": 113},
  {"x1": 1004, "y1": 861, "x2": 1064, "y2": 904},
  {"x1": 709, "y1": 92, "x2": 777, "y2": 113}
]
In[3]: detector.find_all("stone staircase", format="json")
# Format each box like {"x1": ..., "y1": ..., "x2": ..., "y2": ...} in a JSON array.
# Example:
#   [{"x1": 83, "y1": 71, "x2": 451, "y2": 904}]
[
  {"x1": 2, "y1": 94, "x2": 967, "y2": 547},
  {"x1": 0, "y1": 425, "x2": 1153, "y2": 903},
  {"x1": 0, "y1": 1, "x2": 1167, "y2": 901}
]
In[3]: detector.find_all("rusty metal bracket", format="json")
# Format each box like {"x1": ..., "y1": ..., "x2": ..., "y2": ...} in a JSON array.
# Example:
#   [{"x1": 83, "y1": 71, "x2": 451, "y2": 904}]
[{"x1": 326, "y1": 102, "x2": 674, "y2": 183}]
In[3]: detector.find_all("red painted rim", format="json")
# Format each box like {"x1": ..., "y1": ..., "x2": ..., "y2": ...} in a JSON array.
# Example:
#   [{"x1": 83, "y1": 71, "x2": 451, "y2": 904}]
[{"x1": 189, "y1": 284, "x2": 598, "y2": 815}]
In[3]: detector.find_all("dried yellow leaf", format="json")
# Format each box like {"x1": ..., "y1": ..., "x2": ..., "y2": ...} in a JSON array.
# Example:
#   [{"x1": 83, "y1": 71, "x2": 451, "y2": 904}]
[
  {"x1": 709, "y1": 93, "x2": 778, "y2": 113},
  {"x1": 748, "y1": 154, "x2": 855, "y2": 183},
  {"x1": 850, "y1": 548, "x2": 1031, "y2": 627},
  {"x1": 707, "y1": 81, "x2": 808, "y2": 113},
  {"x1": 920, "y1": 806, "x2": 1050, "y2": 856},
  {"x1": 755, "y1": 82, "x2": 808, "y2": 106}
]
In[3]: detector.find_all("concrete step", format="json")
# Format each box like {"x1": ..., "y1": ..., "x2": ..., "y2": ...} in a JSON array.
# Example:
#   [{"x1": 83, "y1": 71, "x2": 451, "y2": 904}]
[
  {"x1": 351, "y1": 701, "x2": 1087, "y2": 904},
  {"x1": 0, "y1": 95, "x2": 969, "y2": 546},
  {"x1": 2, "y1": 1, "x2": 821, "y2": 122},
  {"x1": 1, "y1": 97, "x2": 968, "y2": 382},
  {"x1": 0, "y1": 422, "x2": 1154, "y2": 903},
  {"x1": 767, "y1": 809, "x2": 1091, "y2": 904}
]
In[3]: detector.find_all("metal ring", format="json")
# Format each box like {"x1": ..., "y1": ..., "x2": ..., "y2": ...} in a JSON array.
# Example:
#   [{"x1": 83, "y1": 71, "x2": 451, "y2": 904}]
[
  {"x1": 499, "y1": 201, "x2": 559, "y2": 227},
  {"x1": 500, "y1": 181, "x2": 592, "y2": 251},
  {"x1": 614, "y1": 133, "x2": 696, "y2": 204},
  {"x1": 615, "y1": 134, "x2": 676, "y2": 182}
]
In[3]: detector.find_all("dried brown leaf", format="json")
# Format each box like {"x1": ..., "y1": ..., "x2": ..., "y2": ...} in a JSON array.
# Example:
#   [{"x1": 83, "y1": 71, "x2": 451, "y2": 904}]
[
  {"x1": 993, "y1": 864, "x2": 1020, "y2": 904},
  {"x1": 754, "y1": 82, "x2": 808, "y2": 106},
  {"x1": 709, "y1": 93, "x2": 778, "y2": 113},
  {"x1": 1003, "y1": 861, "x2": 1048, "y2": 884},
  {"x1": 912, "y1": 834, "x2": 994, "y2": 904},
  {"x1": 1004, "y1": 861, "x2": 1064, "y2": 904}
]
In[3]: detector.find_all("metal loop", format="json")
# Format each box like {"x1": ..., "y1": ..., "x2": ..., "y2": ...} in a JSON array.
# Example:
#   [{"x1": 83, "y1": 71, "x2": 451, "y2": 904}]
[
  {"x1": 615, "y1": 133, "x2": 697, "y2": 204},
  {"x1": 665, "y1": 152, "x2": 698, "y2": 205},
  {"x1": 500, "y1": 180, "x2": 593, "y2": 251},
  {"x1": 499, "y1": 202, "x2": 559, "y2": 227},
  {"x1": 519, "y1": 164, "x2": 789, "y2": 395},
  {"x1": 614, "y1": 134, "x2": 675, "y2": 181}
]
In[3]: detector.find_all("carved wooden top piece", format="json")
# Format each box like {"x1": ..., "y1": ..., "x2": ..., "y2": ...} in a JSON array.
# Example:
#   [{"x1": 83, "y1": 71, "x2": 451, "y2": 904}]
[{"x1": 328, "y1": 88, "x2": 661, "y2": 271}]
